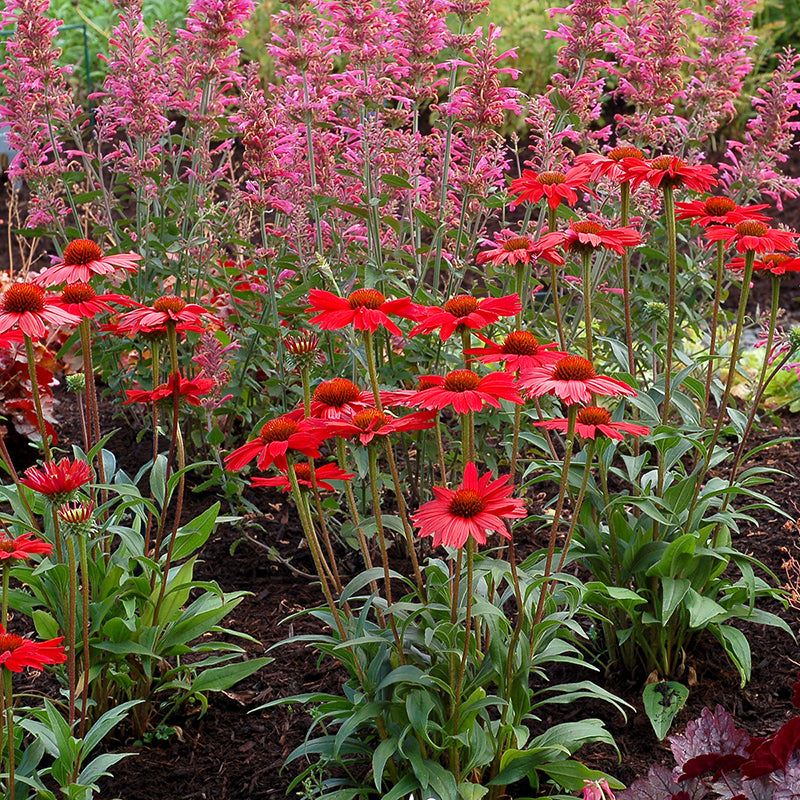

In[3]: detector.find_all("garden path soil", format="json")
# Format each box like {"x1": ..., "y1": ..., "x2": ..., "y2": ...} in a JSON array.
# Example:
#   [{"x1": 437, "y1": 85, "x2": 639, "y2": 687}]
[{"x1": 1, "y1": 158, "x2": 800, "y2": 798}]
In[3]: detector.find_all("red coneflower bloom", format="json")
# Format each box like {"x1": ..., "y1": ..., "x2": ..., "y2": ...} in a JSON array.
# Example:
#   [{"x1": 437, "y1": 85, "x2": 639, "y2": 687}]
[
  {"x1": 305, "y1": 378, "x2": 372, "y2": 420},
  {"x1": 251, "y1": 462, "x2": 354, "y2": 493},
  {"x1": 115, "y1": 295, "x2": 215, "y2": 335},
  {"x1": 622, "y1": 154, "x2": 718, "y2": 193},
  {"x1": 0, "y1": 533, "x2": 53, "y2": 561},
  {"x1": 306, "y1": 288, "x2": 420, "y2": 337},
  {"x1": 519, "y1": 355, "x2": 637, "y2": 405},
  {"x1": 729, "y1": 252, "x2": 800, "y2": 275},
  {"x1": 21, "y1": 457, "x2": 92, "y2": 503},
  {"x1": 574, "y1": 146, "x2": 645, "y2": 183},
  {"x1": 0, "y1": 283, "x2": 80, "y2": 339},
  {"x1": 476, "y1": 231, "x2": 565, "y2": 268},
  {"x1": 224, "y1": 416, "x2": 327, "y2": 472},
  {"x1": 53, "y1": 282, "x2": 135, "y2": 319},
  {"x1": 123, "y1": 374, "x2": 216, "y2": 407},
  {"x1": 509, "y1": 164, "x2": 592, "y2": 210},
  {"x1": 56, "y1": 500, "x2": 95, "y2": 535},
  {"x1": 407, "y1": 369, "x2": 523, "y2": 414},
  {"x1": 675, "y1": 196, "x2": 771, "y2": 227},
  {"x1": 0, "y1": 627, "x2": 66, "y2": 672},
  {"x1": 704, "y1": 221, "x2": 799, "y2": 254},
  {"x1": 411, "y1": 461, "x2": 526, "y2": 549},
  {"x1": 324, "y1": 407, "x2": 437, "y2": 445},
  {"x1": 35, "y1": 239, "x2": 141, "y2": 287},
  {"x1": 564, "y1": 219, "x2": 643, "y2": 255},
  {"x1": 533, "y1": 406, "x2": 650, "y2": 440},
  {"x1": 410, "y1": 294, "x2": 522, "y2": 341},
  {"x1": 465, "y1": 331, "x2": 566, "y2": 372}
]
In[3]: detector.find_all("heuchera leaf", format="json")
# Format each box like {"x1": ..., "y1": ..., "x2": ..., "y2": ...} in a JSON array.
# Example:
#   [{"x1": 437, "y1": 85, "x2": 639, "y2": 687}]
[
  {"x1": 669, "y1": 705, "x2": 751, "y2": 780},
  {"x1": 741, "y1": 717, "x2": 800, "y2": 779},
  {"x1": 617, "y1": 765, "x2": 705, "y2": 800}
]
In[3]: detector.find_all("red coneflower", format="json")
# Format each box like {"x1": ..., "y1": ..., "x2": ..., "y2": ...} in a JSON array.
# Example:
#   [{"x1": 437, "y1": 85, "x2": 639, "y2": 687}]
[
  {"x1": 465, "y1": 331, "x2": 566, "y2": 372},
  {"x1": 21, "y1": 457, "x2": 92, "y2": 503},
  {"x1": 621, "y1": 154, "x2": 718, "y2": 193},
  {"x1": 410, "y1": 294, "x2": 522, "y2": 341},
  {"x1": 476, "y1": 231, "x2": 565, "y2": 268},
  {"x1": 53, "y1": 282, "x2": 135, "y2": 319},
  {"x1": 519, "y1": 355, "x2": 637, "y2": 406},
  {"x1": 306, "y1": 288, "x2": 420, "y2": 337},
  {"x1": 730, "y1": 252, "x2": 800, "y2": 275},
  {"x1": 564, "y1": 219, "x2": 643, "y2": 255},
  {"x1": 251, "y1": 462, "x2": 353, "y2": 493},
  {"x1": 574, "y1": 146, "x2": 645, "y2": 183},
  {"x1": 0, "y1": 283, "x2": 80, "y2": 338},
  {"x1": 307, "y1": 378, "x2": 372, "y2": 420},
  {"x1": 324, "y1": 407, "x2": 437, "y2": 445},
  {"x1": 509, "y1": 164, "x2": 592, "y2": 210},
  {"x1": 675, "y1": 196, "x2": 771, "y2": 227},
  {"x1": 0, "y1": 627, "x2": 66, "y2": 672},
  {"x1": 123, "y1": 374, "x2": 216, "y2": 407},
  {"x1": 115, "y1": 295, "x2": 215, "y2": 335},
  {"x1": 704, "y1": 220, "x2": 799, "y2": 254},
  {"x1": 533, "y1": 406, "x2": 650, "y2": 440},
  {"x1": 35, "y1": 239, "x2": 141, "y2": 287},
  {"x1": 407, "y1": 369, "x2": 523, "y2": 414},
  {"x1": 411, "y1": 461, "x2": 526, "y2": 549},
  {"x1": 223, "y1": 416, "x2": 327, "y2": 472},
  {"x1": 0, "y1": 533, "x2": 52, "y2": 561}
]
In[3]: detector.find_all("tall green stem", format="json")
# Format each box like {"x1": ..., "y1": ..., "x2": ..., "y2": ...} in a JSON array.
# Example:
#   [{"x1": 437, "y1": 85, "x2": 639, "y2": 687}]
[
  {"x1": 661, "y1": 185, "x2": 677, "y2": 426},
  {"x1": 701, "y1": 241, "x2": 726, "y2": 427},
  {"x1": 4, "y1": 670, "x2": 13, "y2": 800},
  {"x1": 23, "y1": 334, "x2": 51, "y2": 461},
  {"x1": 66, "y1": 535, "x2": 78, "y2": 727},
  {"x1": 581, "y1": 250, "x2": 594, "y2": 361}
]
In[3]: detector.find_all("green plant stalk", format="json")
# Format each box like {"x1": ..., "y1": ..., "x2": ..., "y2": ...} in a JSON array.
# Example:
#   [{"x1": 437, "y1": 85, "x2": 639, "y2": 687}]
[
  {"x1": 367, "y1": 447, "x2": 404, "y2": 655},
  {"x1": 23, "y1": 334, "x2": 51, "y2": 462},
  {"x1": 547, "y1": 205, "x2": 566, "y2": 349},
  {"x1": 598, "y1": 454, "x2": 622, "y2": 585},
  {"x1": 451, "y1": 535, "x2": 475, "y2": 784},
  {"x1": 4, "y1": 669, "x2": 13, "y2": 800},
  {"x1": 335, "y1": 439, "x2": 376, "y2": 586},
  {"x1": 690, "y1": 250, "x2": 756, "y2": 517},
  {"x1": 143, "y1": 339, "x2": 161, "y2": 560},
  {"x1": 0, "y1": 565, "x2": 7, "y2": 631},
  {"x1": 620, "y1": 182, "x2": 636, "y2": 377},
  {"x1": 285, "y1": 456, "x2": 352, "y2": 649},
  {"x1": 533, "y1": 405, "x2": 577, "y2": 626},
  {"x1": 363, "y1": 330, "x2": 384, "y2": 410},
  {"x1": 78, "y1": 530, "x2": 91, "y2": 739},
  {"x1": 701, "y1": 241, "x2": 726, "y2": 427},
  {"x1": 555, "y1": 440, "x2": 595, "y2": 574},
  {"x1": 582, "y1": 250, "x2": 594, "y2": 361},
  {"x1": 661, "y1": 184, "x2": 678, "y2": 426},
  {"x1": 66, "y1": 535, "x2": 78, "y2": 727},
  {"x1": 384, "y1": 438, "x2": 425, "y2": 600}
]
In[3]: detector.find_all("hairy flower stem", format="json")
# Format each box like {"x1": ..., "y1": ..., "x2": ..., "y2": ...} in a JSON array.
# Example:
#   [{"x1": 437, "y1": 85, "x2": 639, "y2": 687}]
[
  {"x1": 384, "y1": 439, "x2": 425, "y2": 600},
  {"x1": 0, "y1": 565, "x2": 7, "y2": 630},
  {"x1": 79, "y1": 319, "x2": 108, "y2": 520},
  {"x1": 620, "y1": 183, "x2": 636, "y2": 377},
  {"x1": 143, "y1": 340, "x2": 161, "y2": 559},
  {"x1": 66, "y1": 535, "x2": 77, "y2": 727},
  {"x1": 4, "y1": 670, "x2": 14, "y2": 800},
  {"x1": 701, "y1": 241, "x2": 726, "y2": 427},
  {"x1": 78, "y1": 531, "x2": 90, "y2": 738},
  {"x1": 661, "y1": 185, "x2": 678, "y2": 426},
  {"x1": 335, "y1": 439, "x2": 376, "y2": 588},
  {"x1": 686, "y1": 252, "x2": 756, "y2": 528},
  {"x1": 547, "y1": 206, "x2": 566, "y2": 348},
  {"x1": 363, "y1": 330, "x2": 383, "y2": 410},
  {"x1": 534, "y1": 405, "x2": 577, "y2": 626},
  {"x1": 451, "y1": 535, "x2": 475, "y2": 783},
  {"x1": 555, "y1": 440, "x2": 595, "y2": 575},
  {"x1": 23, "y1": 334, "x2": 51, "y2": 462},
  {"x1": 367, "y1": 447, "x2": 404, "y2": 656},
  {"x1": 581, "y1": 250, "x2": 594, "y2": 361}
]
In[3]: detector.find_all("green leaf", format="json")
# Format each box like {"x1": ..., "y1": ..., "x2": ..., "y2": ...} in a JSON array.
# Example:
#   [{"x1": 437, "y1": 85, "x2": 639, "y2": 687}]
[
  {"x1": 642, "y1": 681, "x2": 689, "y2": 740},
  {"x1": 372, "y1": 737, "x2": 398, "y2": 792},
  {"x1": 660, "y1": 577, "x2": 691, "y2": 625},
  {"x1": 32, "y1": 609, "x2": 59, "y2": 640},
  {"x1": 190, "y1": 657, "x2": 272, "y2": 693},
  {"x1": 711, "y1": 625, "x2": 751, "y2": 686},
  {"x1": 685, "y1": 588, "x2": 726, "y2": 628},
  {"x1": 540, "y1": 760, "x2": 624, "y2": 791}
]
